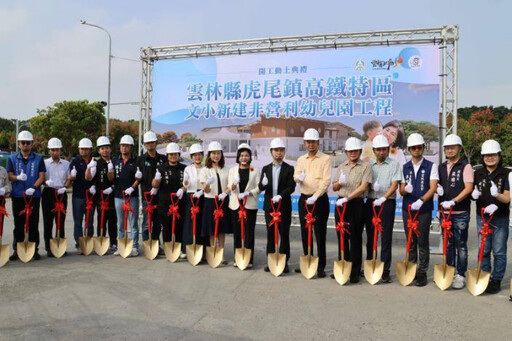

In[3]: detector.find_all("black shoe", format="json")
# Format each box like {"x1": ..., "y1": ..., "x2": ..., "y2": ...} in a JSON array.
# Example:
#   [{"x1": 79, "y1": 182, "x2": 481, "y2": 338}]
[
  {"x1": 360, "y1": 269, "x2": 364, "y2": 277},
  {"x1": 294, "y1": 268, "x2": 301, "y2": 273},
  {"x1": 47, "y1": 251, "x2": 54, "y2": 258},
  {"x1": 485, "y1": 280, "x2": 501, "y2": 294},
  {"x1": 158, "y1": 248, "x2": 165, "y2": 256},
  {"x1": 382, "y1": 271, "x2": 392, "y2": 283},
  {"x1": 330, "y1": 273, "x2": 335, "y2": 279},
  {"x1": 317, "y1": 270, "x2": 326, "y2": 278},
  {"x1": 9, "y1": 253, "x2": 18, "y2": 261},
  {"x1": 415, "y1": 273, "x2": 427, "y2": 287},
  {"x1": 283, "y1": 265, "x2": 289, "y2": 273},
  {"x1": 350, "y1": 275, "x2": 360, "y2": 283},
  {"x1": 62, "y1": 251, "x2": 68, "y2": 257},
  {"x1": 33, "y1": 252, "x2": 41, "y2": 260},
  {"x1": 264, "y1": 265, "x2": 270, "y2": 272}
]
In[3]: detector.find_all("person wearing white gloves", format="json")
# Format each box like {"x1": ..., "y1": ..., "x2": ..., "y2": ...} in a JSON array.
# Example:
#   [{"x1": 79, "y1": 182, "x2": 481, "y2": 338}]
[
  {"x1": 437, "y1": 134, "x2": 474, "y2": 289},
  {"x1": 42, "y1": 138, "x2": 71, "y2": 257},
  {"x1": 0, "y1": 164, "x2": 12, "y2": 198},
  {"x1": 152, "y1": 142, "x2": 187, "y2": 258},
  {"x1": 199, "y1": 141, "x2": 232, "y2": 263},
  {"x1": 6, "y1": 130, "x2": 46, "y2": 261},
  {"x1": 361, "y1": 134, "x2": 402, "y2": 283},
  {"x1": 293, "y1": 128, "x2": 332, "y2": 278},
  {"x1": 399, "y1": 133, "x2": 438, "y2": 287},
  {"x1": 473, "y1": 139, "x2": 510, "y2": 294},
  {"x1": 332, "y1": 137, "x2": 372, "y2": 283},
  {"x1": 259, "y1": 138, "x2": 295, "y2": 273},
  {"x1": 228, "y1": 143, "x2": 260, "y2": 268}
]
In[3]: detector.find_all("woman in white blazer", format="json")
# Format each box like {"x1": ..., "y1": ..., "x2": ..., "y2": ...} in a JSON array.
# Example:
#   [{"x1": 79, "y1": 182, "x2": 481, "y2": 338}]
[{"x1": 228, "y1": 143, "x2": 261, "y2": 268}]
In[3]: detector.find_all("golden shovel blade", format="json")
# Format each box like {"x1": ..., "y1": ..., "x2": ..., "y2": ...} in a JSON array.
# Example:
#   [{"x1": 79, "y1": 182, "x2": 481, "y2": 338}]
[
  {"x1": 433, "y1": 264, "x2": 456, "y2": 291},
  {"x1": 333, "y1": 260, "x2": 352, "y2": 286},
  {"x1": 0, "y1": 244, "x2": 10, "y2": 268},
  {"x1": 299, "y1": 255, "x2": 319, "y2": 280},
  {"x1": 93, "y1": 236, "x2": 110, "y2": 256},
  {"x1": 143, "y1": 239, "x2": 159, "y2": 260},
  {"x1": 206, "y1": 245, "x2": 223, "y2": 268},
  {"x1": 364, "y1": 259, "x2": 384, "y2": 285},
  {"x1": 17, "y1": 241, "x2": 35, "y2": 263},
  {"x1": 235, "y1": 247, "x2": 252, "y2": 270},
  {"x1": 467, "y1": 269, "x2": 491, "y2": 296},
  {"x1": 186, "y1": 243, "x2": 204, "y2": 266},
  {"x1": 118, "y1": 238, "x2": 134, "y2": 258},
  {"x1": 268, "y1": 252, "x2": 286, "y2": 277},
  {"x1": 396, "y1": 261, "x2": 417, "y2": 287},
  {"x1": 79, "y1": 236, "x2": 94, "y2": 256},
  {"x1": 50, "y1": 238, "x2": 67, "y2": 258},
  {"x1": 164, "y1": 241, "x2": 181, "y2": 263}
]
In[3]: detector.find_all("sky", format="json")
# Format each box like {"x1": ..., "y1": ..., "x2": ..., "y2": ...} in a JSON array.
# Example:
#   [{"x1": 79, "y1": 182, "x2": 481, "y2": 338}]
[{"x1": 1, "y1": 0, "x2": 510, "y2": 122}]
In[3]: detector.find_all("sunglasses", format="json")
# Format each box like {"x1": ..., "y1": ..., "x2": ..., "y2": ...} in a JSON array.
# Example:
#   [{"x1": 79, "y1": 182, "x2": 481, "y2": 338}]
[
  {"x1": 20, "y1": 141, "x2": 32, "y2": 146},
  {"x1": 409, "y1": 145, "x2": 423, "y2": 150}
]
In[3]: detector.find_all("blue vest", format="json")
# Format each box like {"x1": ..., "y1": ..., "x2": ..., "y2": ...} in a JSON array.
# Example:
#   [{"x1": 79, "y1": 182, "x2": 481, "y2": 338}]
[
  {"x1": 402, "y1": 159, "x2": 434, "y2": 213},
  {"x1": 10, "y1": 152, "x2": 44, "y2": 198},
  {"x1": 439, "y1": 159, "x2": 471, "y2": 212}
]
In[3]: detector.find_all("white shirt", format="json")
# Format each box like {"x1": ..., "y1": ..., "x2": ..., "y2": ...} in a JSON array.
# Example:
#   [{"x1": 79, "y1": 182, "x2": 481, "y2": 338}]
[
  {"x1": 184, "y1": 164, "x2": 204, "y2": 193},
  {"x1": 44, "y1": 158, "x2": 70, "y2": 188},
  {"x1": 412, "y1": 158, "x2": 439, "y2": 180}
]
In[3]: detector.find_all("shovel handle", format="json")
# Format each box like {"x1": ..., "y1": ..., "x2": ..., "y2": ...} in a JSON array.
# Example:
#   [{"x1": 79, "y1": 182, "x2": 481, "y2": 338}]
[{"x1": 0, "y1": 197, "x2": 5, "y2": 236}]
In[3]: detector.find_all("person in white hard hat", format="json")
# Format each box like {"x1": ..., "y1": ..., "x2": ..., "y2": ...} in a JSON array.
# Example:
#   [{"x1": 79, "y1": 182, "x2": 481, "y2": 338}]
[
  {"x1": 69, "y1": 138, "x2": 95, "y2": 253},
  {"x1": 7, "y1": 130, "x2": 46, "y2": 261},
  {"x1": 332, "y1": 137, "x2": 372, "y2": 283},
  {"x1": 293, "y1": 128, "x2": 332, "y2": 278},
  {"x1": 361, "y1": 134, "x2": 402, "y2": 283},
  {"x1": 399, "y1": 133, "x2": 439, "y2": 287},
  {"x1": 437, "y1": 134, "x2": 474, "y2": 289},
  {"x1": 137, "y1": 131, "x2": 166, "y2": 253},
  {"x1": 259, "y1": 138, "x2": 295, "y2": 273},
  {"x1": 472, "y1": 139, "x2": 510, "y2": 294},
  {"x1": 42, "y1": 137, "x2": 71, "y2": 257},
  {"x1": 228, "y1": 143, "x2": 261, "y2": 268},
  {"x1": 199, "y1": 141, "x2": 232, "y2": 264}
]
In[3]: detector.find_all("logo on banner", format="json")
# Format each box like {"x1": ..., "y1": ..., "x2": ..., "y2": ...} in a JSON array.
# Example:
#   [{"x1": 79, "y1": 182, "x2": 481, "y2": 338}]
[
  {"x1": 408, "y1": 55, "x2": 422, "y2": 69},
  {"x1": 355, "y1": 59, "x2": 365, "y2": 71}
]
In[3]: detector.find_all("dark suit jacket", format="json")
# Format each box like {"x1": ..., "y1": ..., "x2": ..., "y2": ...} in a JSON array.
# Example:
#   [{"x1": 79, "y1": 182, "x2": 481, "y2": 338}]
[{"x1": 258, "y1": 161, "x2": 295, "y2": 213}]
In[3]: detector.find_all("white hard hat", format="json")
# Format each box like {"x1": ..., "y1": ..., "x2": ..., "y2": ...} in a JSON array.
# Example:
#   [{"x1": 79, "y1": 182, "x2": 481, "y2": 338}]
[
  {"x1": 17, "y1": 130, "x2": 33, "y2": 142},
  {"x1": 189, "y1": 143, "x2": 203, "y2": 155},
  {"x1": 120, "y1": 135, "x2": 134, "y2": 146},
  {"x1": 207, "y1": 141, "x2": 223, "y2": 152},
  {"x1": 443, "y1": 134, "x2": 462, "y2": 147},
  {"x1": 166, "y1": 142, "x2": 181, "y2": 154},
  {"x1": 407, "y1": 133, "x2": 425, "y2": 148},
  {"x1": 344, "y1": 137, "x2": 363, "y2": 151},
  {"x1": 270, "y1": 138, "x2": 286, "y2": 149},
  {"x1": 96, "y1": 136, "x2": 110, "y2": 147},
  {"x1": 303, "y1": 128, "x2": 319, "y2": 141},
  {"x1": 372, "y1": 134, "x2": 390, "y2": 148},
  {"x1": 47, "y1": 137, "x2": 63, "y2": 149},
  {"x1": 237, "y1": 143, "x2": 251, "y2": 151},
  {"x1": 143, "y1": 131, "x2": 158, "y2": 143},
  {"x1": 78, "y1": 138, "x2": 93, "y2": 149},
  {"x1": 481, "y1": 139, "x2": 501, "y2": 155}
]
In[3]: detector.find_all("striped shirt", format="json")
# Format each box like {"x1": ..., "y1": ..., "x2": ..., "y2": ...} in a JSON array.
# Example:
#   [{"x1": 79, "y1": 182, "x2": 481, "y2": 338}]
[
  {"x1": 335, "y1": 159, "x2": 372, "y2": 198},
  {"x1": 368, "y1": 157, "x2": 403, "y2": 199}
]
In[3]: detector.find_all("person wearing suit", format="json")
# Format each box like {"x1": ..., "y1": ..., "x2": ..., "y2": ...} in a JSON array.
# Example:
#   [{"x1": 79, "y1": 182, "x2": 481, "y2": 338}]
[{"x1": 258, "y1": 138, "x2": 295, "y2": 273}]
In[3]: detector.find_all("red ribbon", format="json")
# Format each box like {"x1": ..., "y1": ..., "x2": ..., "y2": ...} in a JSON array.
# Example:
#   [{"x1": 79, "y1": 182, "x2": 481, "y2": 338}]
[
  {"x1": 335, "y1": 203, "x2": 349, "y2": 256},
  {"x1": 478, "y1": 207, "x2": 495, "y2": 262},
  {"x1": 84, "y1": 189, "x2": 94, "y2": 235},
  {"x1": 213, "y1": 195, "x2": 225, "y2": 239},
  {"x1": 440, "y1": 206, "x2": 453, "y2": 255},
  {"x1": 51, "y1": 190, "x2": 66, "y2": 235},
  {"x1": 371, "y1": 202, "x2": 385, "y2": 252},
  {"x1": 144, "y1": 192, "x2": 157, "y2": 234},
  {"x1": 270, "y1": 199, "x2": 282, "y2": 247},
  {"x1": 304, "y1": 201, "x2": 316, "y2": 248},
  {"x1": 238, "y1": 197, "x2": 248, "y2": 242},
  {"x1": 0, "y1": 196, "x2": 8, "y2": 236},
  {"x1": 99, "y1": 191, "x2": 110, "y2": 235},
  {"x1": 407, "y1": 205, "x2": 421, "y2": 237},
  {"x1": 19, "y1": 193, "x2": 34, "y2": 234},
  {"x1": 190, "y1": 193, "x2": 201, "y2": 238},
  {"x1": 122, "y1": 193, "x2": 133, "y2": 233},
  {"x1": 167, "y1": 193, "x2": 181, "y2": 235}
]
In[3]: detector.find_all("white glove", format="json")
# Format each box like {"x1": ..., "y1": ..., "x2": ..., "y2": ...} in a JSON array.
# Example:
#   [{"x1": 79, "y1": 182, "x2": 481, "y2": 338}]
[
  {"x1": 441, "y1": 200, "x2": 455, "y2": 209},
  {"x1": 233, "y1": 175, "x2": 240, "y2": 186},
  {"x1": 17, "y1": 170, "x2": 27, "y2": 181},
  {"x1": 262, "y1": 173, "x2": 268, "y2": 186},
  {"x1": 57, "y1": 187, "x2": 67, "y2": 195},
  {"x1": 338, "y1": 172, "x2": 346, "y2": 185},
  {"x1": 306, "y1": 195, "x2": 318, "y2": 205},
  {"x1": 272, "y1": 195, "x2": 282, "y2": 203},
  {"x1": 436, "y1": 184, "x2": 444, "y2": 196},
  {"x1": 124, "y1": 187, "x2": 135, "y2": 196},
  {"x1": 89, "y1": 185, "x2": 96, "y2": 195},
  {"x1": 176, "y1": 188, "x2": 184, "y2": 199},
  {"x1": 135, "y1": 167, "x2": 142, "y2": 179},
  {"x1": 218, "y1": 192, "x2": 227, "y2": 201},
  {"x1": 87, "y1": 159, "x2": 97, "y2": 169},
  {"x1": 490, "y1": 181, "x2": 499, "y2": 197},
  {"x1": 411, "y1": 199, "x2": 423, "y2": 211},
  {"x1": 238, "y1": 191, "x2": 250, "y2": 200},
  {"x1": 336, "y1": 197, "x2": 348, "y2": 207},
  {"x1": 0, "y1": 187, "x2": 5, "y2": 196},
  {"x1": 374, "y1": 197, "x2": 387, "y2": 206},
  {"x1": 404, "y1": 180, "x2": 413, "y2": 194},
  {"x1": 373, "y1": 181, "x2": 380, "y2": 192},
  {"x1": 103, "y1": 187, "x2": 113, "y2": 195},
  {"x1": 298, "y1": 170, "x2": 305, "y2": 182},
  {"x1": 484, "y1": 204, "x2": 498, "y2": 215},
  {"x1": 90, "y1": 167, "x2": 97, "y2": 178},
  {"x1": 471, "y1": 186, "x2": 481, "y2": 200},
  {"x1": 150, "y1": 187, "x2": 158, "y2": 196},
  {"x1": 45, "y1": 179, "x2": 54, "y2": 187},
  {"x1": 107, "y1": 161, "x2": 114, "y2": 172},
  {"x1": 193, "y1": 190, "x2": 204, "y2": 198},
  {"x1": 206, "y1": 176, "x2": 216, "y2": 185},
  {"x1": 25, "y1": 188, "x2": 35, "y2": 196},
  {"x1": 154, "y1": 169, "x2": 162, "y2": 181},
  {"x1": 70, "y1": 166, "x2": 77, "y2": 178}
]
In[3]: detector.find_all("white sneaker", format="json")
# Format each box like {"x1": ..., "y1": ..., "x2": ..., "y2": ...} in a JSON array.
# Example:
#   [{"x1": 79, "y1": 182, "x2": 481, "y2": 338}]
[
  {"x1": 130, "y1": 249, "x2": 139, "y2": 257},
  {"x1": 113, "y1": 250, "x2": 120, "y2": 256},
  {"x1": 179, "y1": 252, "x2": 186, "y2": 259},
  {"x1": 452, "y1": 274, "x2": 466, "y2": 289}
]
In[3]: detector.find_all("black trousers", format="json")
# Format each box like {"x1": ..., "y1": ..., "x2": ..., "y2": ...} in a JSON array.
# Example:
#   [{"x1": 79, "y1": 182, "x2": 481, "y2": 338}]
[
  {"x1": 265, "y1": 207, "x2": 291, "y2": 262},
  {"x1": 95, "y1": 197, "x2": 117, "y2": 246},
  {"x1": 158, "y1": 200, "x2": 185, "y2": 244},
  {"x1": 42, "y1": 188, "x2": 67, "y2": 252},
  {"x1": 363, "y1": 198, "x2": 396, "y2": 272},
  {"x1": 232, "y1": 208, "x2": 257, "y2": 265},
  {"x1": 334, "y1": 198, "x2": 364, "y2": 278},
  {"x1": 402, "y1": 210, "x2": 431, "y2": 275},
  {"x1": 298, "y1": 193, "x2": 329, "y2": 271},
  {"x1": 12, "y1": 197, "x2": 41, "y2": 252}
]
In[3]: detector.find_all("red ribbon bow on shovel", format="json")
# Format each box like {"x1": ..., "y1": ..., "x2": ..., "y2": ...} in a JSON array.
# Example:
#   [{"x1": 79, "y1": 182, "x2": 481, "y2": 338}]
[
  {"x1": 0, "y1": 197, "x2": 9, "y2": 218},
  {"x1": 335, "y1": 204, "x2": 350, "y2": 234},
  {"x1": 407, "y1": 205, "x2": 421, "y2": 237},
  {"x1": 479, "y1": 208, "x2": 494, "y2": 239},
  {"x1": 304, "y1": 202, "x2": 317, "y2": 230},
  {"x1": 167, "y1": 193, "x2": 181, "y2": 219},
  {"x1": 440, "y1": 207, "x2": 453, "y2": 238}
]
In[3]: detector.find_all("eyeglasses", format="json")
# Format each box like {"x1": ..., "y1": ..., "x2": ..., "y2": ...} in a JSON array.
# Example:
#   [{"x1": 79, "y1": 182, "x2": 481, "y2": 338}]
[{"x1": 20, "y1": 141, "x2": 32, "y2": 145}]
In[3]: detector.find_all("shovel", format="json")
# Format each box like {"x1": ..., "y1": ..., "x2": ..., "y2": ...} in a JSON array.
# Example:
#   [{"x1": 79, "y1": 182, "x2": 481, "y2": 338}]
[
  {"x1": 142, "y1": 192, "x2": 159, "y2": 260},
  {"x1": 333, "y1": 203, "x2": 351, "y2": 285},
  {"x1": 186, "y1": 194, "x2": 203, "y2": 266},
  {"x1": 434, "y1": 206, "x2": 456, "y2": 290},
  {"x1": 300, "y1": 201, "x2": 318, "y2": 279},
  {"x1": 206, "y1": 195, "x2": 225, "y2": 268},
  {"x1": 50, "y1": 190, "x2": 67, "y2": 258},
  {"x1": 364, "y1": 202, "x2": 385, "y2": 285},
  {"x1": 0, "y1": 196, "x2": 10, "y2": 268},
  {"x1": 118, "y1": 193, "x2": 134, "y2": 258},
  {"x1": 94, "y1": 192, "x2": 111, "y2": 256},
  {"x1": 165, "y1": 193, "x2": 181, "y2": 263},
  {"x1": 396, "y1": 205, "x2": 419, "y2": 286},
  {"x1": 79, "y1": 189, "x2": 94, "y2": 256},
  {"x1": 467, "y1": 208, "x2": 494, "y2": 296},
  {"x1": 267, "y1": 200, "x2": 286, "y2": 277},
  {"x1": 17, "y1": 194, "x2": 35, "y2": 263},
  {"x1": 235, "y1": 197, "x2": 252, "y2": 270}
]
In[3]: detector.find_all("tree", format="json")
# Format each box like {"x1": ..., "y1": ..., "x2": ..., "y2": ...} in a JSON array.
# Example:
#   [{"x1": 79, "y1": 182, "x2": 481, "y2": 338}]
[
  {"x1": 108, "y1": 119, "x2": 139, "y2": 156},
  {"x1": 159, "y1": 131, "x2": 178, "y2": 144},
  {"x1": 180, "y1": 133, "x2": 202, "y2": 147},
  {"x1": 458, "y1": 108, "x2": 499, "y2": 164},
  {"x1": 401, "y1": 120, "x2": 438, "y2": 150}
]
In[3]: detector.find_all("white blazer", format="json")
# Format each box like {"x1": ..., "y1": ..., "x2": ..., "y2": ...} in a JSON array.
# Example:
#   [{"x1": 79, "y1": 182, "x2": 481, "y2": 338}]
[
  {"x1": 184, "y1": 164, "x2": 204, "y2": 193},
  {"x1": 199, "y1": 166, "x2": 229, "y2": 199},
  {"x1": 227, "y1": 165, "x2": 261, "y2": 210}
]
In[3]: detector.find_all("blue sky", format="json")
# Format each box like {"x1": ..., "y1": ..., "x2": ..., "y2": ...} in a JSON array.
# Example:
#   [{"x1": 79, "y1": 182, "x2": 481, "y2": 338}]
[{"x1": 1, "y1": 0, "x2": 510, "y2": 121}]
